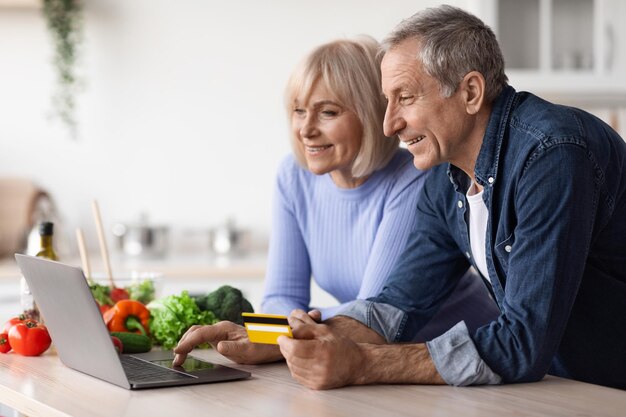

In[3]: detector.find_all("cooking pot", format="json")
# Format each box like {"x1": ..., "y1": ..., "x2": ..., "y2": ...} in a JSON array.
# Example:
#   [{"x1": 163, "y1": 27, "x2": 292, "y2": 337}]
[
  {"x1": 112, "y1": 219, "x2": 169, "y2": 258},
  {"x1": 209, "y1": 220, "x2": 250, "y2": 255}
]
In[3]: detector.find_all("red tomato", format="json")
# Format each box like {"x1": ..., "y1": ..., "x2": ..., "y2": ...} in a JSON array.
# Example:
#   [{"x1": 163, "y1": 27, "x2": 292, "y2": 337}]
[
  {"x1": 110, "y1": 287, "x2": 130, "y2": 303},
  {"x1": 99, "y1": 304, "x2": 112, "y2": 315},
  {"x1": 2, "y1": 314, "x2": 26, "y2": 334},
  {"x1": 111, "y1": 336, "x2": 123, "y2": 354},
  {"x1": 0, "y1": 332, "x2": 10, "y2": 354},
  {"x1": 8, "y1": 320, "x2": 52, "y2": 356}
]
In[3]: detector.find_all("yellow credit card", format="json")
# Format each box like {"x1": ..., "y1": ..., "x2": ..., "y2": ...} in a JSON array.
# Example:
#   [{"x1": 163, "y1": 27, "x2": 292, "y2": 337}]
[{"x1": 242, "y1": 313, "x2": 293, "y2": 344}]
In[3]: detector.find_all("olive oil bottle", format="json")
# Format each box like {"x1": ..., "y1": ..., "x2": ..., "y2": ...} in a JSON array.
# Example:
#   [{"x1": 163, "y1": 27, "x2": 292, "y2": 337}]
[
  {"x1": 35, "y1": 222, "x2": 58, "y2": 261},
  {"x1": 20, "y1": 222, "x2": 58, "y2": 321}
]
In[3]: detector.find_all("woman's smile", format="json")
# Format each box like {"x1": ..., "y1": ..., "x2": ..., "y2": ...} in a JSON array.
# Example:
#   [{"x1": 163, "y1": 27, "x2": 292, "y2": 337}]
[{"x1": 305, "y1": 144, "x2": 334, "y2": 154}]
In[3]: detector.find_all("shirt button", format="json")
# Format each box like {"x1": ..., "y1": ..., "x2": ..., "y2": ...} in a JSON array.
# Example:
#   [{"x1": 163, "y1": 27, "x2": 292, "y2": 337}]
[
  {"x1": 488, "y1": 177, "x2": 495, "y2": 184},
  {"x1": 458, "y1": 200, "x2": 463, "y2": 208},
  {"x1": 505, "y1": 245, "x2": 512, "y2": 253},
  {"x1": 465, "y1": 252, "x2": 471, "y2": 258}
]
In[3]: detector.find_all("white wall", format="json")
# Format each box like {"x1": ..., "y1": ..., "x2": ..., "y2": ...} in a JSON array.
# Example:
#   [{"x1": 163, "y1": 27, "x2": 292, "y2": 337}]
[{"x1": 0, "y1": 0, "x2": 458, "y2": 255}]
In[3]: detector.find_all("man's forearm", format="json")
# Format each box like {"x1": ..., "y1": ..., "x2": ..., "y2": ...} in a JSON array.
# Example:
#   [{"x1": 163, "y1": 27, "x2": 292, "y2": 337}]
[
  {"x1": 325, "y1": 316, "x2": 445, "y2": 384},
  {"x1": 326, "y1": 315, "x2": 386, "y2": 344},
  {"x1": 326, "y1": 316, "x2": 445, "y2": 384},
  {"x1": 356, "y1": 343, "x2": 446, "y2": 385}
]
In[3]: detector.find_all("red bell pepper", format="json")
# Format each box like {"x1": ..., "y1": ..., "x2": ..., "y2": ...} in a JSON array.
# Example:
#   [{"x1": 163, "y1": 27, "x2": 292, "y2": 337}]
[
  {"x1": 103, "y1": 300, "x2": 150, "y2": 336},
  {"x1": 8, "y1": 320, "x2": 52, "y2": 356}
]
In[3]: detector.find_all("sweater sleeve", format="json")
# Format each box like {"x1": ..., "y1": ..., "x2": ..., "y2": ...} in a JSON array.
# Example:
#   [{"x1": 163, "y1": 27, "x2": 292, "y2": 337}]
[{"x1": 261, "y1": 158, "x2": 312, "y2": 315}]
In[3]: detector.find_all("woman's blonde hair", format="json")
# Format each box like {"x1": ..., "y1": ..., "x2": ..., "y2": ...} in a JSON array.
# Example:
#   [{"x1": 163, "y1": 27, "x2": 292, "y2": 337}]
[{"x1": 285, "y1": 36, "x2": 398, "y2": 179}]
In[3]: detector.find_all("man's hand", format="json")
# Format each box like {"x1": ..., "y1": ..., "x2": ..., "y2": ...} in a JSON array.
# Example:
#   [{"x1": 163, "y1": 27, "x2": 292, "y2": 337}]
[
  {"x1": 173, "y1": 320, "x2": 282, "y2": 366},
  {"x1": 307, "y1": 309, "x2": 322, "y2": 322},
  {"x1": 277, "y1": 310, "x2": 446, "y2": 389},
  {"x1": 277, "y1": 310, "x2": 368, "y2": 390}
]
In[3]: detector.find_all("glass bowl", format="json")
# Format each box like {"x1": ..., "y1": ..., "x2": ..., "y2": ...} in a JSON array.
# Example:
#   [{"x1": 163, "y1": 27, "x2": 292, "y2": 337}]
[{"x1": 90, "y1": 271, "x2": 163, "y2": 305}]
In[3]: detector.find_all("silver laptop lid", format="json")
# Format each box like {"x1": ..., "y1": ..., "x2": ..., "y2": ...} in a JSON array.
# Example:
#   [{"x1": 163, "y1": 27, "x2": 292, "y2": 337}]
[{"x1": 15, "y1": 254, "x2": 130, "y2": 389}]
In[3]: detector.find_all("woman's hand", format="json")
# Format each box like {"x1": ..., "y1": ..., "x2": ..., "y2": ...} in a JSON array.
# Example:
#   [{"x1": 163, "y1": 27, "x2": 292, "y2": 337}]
[{"x1": 173, "y1": 320, "x2": 283, "y2": 366}]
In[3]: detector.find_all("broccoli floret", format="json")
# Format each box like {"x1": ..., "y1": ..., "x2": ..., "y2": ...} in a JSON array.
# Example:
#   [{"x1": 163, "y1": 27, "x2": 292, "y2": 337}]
[{"x1": 195, "y1": 285, "x2": 254, "y2": 325}]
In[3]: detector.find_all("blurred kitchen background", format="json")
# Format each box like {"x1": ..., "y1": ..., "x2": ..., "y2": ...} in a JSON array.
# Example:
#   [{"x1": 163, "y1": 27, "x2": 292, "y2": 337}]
[{"x1": 0, "y1": 0, "x2": 625, "y2": 315}]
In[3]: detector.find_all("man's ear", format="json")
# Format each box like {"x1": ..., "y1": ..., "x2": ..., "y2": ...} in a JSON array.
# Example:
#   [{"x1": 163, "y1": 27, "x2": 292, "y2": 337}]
[{"x1": 460, "y1": 71, "x2": 485, "y2": 115}]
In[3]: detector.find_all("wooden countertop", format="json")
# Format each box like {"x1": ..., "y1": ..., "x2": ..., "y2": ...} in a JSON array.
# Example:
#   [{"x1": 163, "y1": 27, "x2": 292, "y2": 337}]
[{"x1": 0, "y1": 349, "x2": 624, "y2": 417}]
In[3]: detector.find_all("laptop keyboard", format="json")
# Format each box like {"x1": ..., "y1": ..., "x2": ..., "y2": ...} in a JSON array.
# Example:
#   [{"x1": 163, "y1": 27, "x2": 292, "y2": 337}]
[{"x1": 120, "y1": 355, "x2": 194, "y2": 382}]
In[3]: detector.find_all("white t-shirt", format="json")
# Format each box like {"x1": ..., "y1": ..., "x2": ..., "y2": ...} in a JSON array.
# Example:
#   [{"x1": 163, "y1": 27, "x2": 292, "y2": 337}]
[{"x1": 466, "y1": 182, "x2": 490, "y2": 283}]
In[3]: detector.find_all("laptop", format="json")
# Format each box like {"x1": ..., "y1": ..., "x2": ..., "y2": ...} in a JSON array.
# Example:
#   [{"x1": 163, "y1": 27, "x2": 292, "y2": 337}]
[{"x1": 15, "y1": 254, "x2": 251, "y2": 389}]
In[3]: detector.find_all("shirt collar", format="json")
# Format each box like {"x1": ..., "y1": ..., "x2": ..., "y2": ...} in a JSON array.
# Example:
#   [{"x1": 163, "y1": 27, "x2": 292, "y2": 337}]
[{"x1": 447, "y1": 85, "x2": 518, "y2": 192}]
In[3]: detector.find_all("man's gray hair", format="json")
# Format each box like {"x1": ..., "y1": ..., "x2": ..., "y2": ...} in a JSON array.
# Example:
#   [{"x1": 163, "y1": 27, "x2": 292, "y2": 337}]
[{"x1": 381, "y1": 5, "x2": 508, "y2": 103}]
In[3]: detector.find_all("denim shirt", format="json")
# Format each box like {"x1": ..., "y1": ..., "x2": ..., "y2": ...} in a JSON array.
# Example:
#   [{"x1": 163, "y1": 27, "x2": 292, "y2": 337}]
[{"x1": 340, "y1": 86, "x2": 626, "y2": 389}]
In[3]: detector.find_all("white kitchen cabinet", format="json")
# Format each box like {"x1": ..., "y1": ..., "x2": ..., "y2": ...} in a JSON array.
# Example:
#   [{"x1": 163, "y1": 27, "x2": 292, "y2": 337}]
[{"x1": 467, "y1": 0, "x2": 626, "y2": 95}]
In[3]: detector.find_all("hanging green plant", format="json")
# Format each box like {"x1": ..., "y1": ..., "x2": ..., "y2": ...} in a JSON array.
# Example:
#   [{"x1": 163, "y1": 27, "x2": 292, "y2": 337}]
[{"x1": 42, "y1": 0, "x2": 83, "y2": 139}]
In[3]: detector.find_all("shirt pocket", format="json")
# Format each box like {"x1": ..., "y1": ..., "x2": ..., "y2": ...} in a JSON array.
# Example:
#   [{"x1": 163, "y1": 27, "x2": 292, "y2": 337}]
[{"x1": 494, "y1": 234, "x2": 515, "y2": 273}]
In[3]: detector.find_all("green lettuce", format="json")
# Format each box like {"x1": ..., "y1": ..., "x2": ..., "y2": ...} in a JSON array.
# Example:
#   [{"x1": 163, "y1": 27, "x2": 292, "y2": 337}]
[
  {"x1": 147, "y1": 291, "x2": 218, "y2": 349},
  {"x1": 127, "y1": 279, "x2": 155, "y2": 304},
  {"x1": 89, "y1": 282, "x2": 112, "y2": 306}
]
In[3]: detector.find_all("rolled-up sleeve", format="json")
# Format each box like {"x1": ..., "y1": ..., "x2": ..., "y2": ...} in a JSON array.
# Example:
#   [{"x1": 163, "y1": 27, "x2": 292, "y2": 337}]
[
  {"x1": 338, "y1": 300, "x2": 406, "y2": 343},
  {"x1": 341, "y1": 301, "x2": 502, "y2": 386},
  {"x1": 426, "y1": 321, "x2": 502, "y2": 386}
]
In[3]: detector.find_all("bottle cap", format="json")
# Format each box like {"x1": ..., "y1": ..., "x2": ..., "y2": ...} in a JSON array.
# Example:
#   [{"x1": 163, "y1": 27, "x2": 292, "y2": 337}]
[{"x1": 39, "y1": 222, "x2": 54, "y2": 236}]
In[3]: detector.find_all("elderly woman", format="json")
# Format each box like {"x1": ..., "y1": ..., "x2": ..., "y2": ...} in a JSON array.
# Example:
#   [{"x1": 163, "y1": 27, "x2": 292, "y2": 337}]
[
  {"x1": 261, "y1": 36, "x2": 427, "y2": 319},
  {"x1": 173, "y1": 37, "x2": 498, "y2": 366}
]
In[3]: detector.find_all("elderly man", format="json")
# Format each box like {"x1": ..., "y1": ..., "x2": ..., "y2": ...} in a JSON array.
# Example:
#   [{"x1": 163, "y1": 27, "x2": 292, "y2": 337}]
[
  {"x1": 276, "y1": 4, "x2": 626, "y2": 390},
  {"x1": 175, "y1": 5, "x2": 626, "y2": 390}
]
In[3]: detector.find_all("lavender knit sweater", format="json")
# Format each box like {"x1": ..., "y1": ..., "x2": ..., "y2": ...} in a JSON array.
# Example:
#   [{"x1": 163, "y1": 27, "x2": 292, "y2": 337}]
[{"x1": 262, "y1": 149, "x2": 429, "y2": 319}]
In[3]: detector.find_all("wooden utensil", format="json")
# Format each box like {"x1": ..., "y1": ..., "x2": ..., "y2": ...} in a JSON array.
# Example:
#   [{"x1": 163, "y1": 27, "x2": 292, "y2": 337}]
[
  {"x1": 91, "y1": 200, "x2": 116, "y2": 288},
  {"x1": 75, "y1": 227, "x2": 92, "y2": 281}
]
